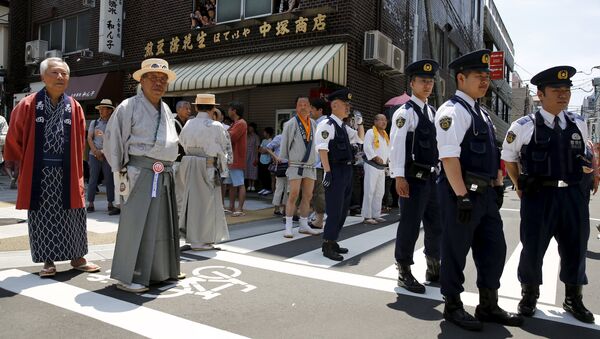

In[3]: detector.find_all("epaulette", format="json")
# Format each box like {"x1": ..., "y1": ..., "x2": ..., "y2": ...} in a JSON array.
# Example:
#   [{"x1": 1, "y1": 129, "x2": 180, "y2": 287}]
[
  {"x1": 445, "y1": 99, "x2": 457, "y2": 107},
  {"x1": 565, "y1": 111, "x2": 584, "y2": 122},
  {"x1": 516, "y1": 115, "x2": 533, "y2": 126}
]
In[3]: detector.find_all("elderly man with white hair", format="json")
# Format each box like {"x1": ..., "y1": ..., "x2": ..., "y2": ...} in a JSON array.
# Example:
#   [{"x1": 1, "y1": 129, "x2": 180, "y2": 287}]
[
  {"x1": 104, "y1": 58, "x2": 182, "y2": 293},
  {"x1": 4, "y1": 57, "x2": 100, "y2": 277}
]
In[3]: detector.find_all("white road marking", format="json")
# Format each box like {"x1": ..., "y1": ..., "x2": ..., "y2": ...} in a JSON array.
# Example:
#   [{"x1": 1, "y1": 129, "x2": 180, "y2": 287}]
[
  {"x1": 375, "y1": 246, "x2": 427, "y2": 282},
  {"x1": 197, "y1": 250, "x2": 600, "y2": 330},
  {"x1": 217, "y1": 215, "x2": 365, "y2": 254},
  {"x1": 0, "y1": 269, "x2": 247, "y2": 339},
  {"x1": 285, "y1": 224, "x2": 397, "y2": 268}
]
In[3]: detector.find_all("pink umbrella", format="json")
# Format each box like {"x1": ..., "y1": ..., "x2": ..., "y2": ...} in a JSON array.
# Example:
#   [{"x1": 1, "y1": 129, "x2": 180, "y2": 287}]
[{"x1": 384, "y1": 93, "x2": 411, "y2": 107}]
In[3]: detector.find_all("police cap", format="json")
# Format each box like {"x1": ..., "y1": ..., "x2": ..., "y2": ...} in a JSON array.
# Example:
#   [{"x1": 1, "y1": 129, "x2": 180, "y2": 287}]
[
  {"x1": 448, "y1": 49, "x2": 491, "y2": 73},
  {"x1": 530, "y1": 66, "x2": 576, "y2": 88},
  {"x1": 405, "y1": 59, "x2": 439, "y2": 78},
  {"x1": 327, "y1": 88, "x2": 352, "y2": 102}
]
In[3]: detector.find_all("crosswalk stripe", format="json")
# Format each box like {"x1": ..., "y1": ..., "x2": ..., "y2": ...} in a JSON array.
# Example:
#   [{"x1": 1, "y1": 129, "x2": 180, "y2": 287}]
[
  {"x1": 196, "y1": 250, "x2": 600, "y2": 329},
  {"x1": 499, "y1": 239, "x2": 560, "y2": 305},
  {"x1": 375, "y1": 246, "x2": 427, "y2": 281},
  {"x1": 217, "y1": 215, "x2": 365, "y2": 254},
  {"x1": 285, "y1": 224, "x2": 397, "y2": 268},
  {"x1": 0, "y1": 269, "x2": 247, "y2": 338}
]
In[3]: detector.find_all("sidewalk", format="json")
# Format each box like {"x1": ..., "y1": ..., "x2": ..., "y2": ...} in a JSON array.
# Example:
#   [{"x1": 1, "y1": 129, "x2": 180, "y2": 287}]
[{"x1": 0, "y1": 173, "x2": 288, "y2": 268}]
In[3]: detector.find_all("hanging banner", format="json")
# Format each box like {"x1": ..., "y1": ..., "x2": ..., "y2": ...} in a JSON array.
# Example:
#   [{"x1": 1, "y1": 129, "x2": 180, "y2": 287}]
[
  {"x1": 490, "y1": 51, "x2": 505, "y2": 80},
  {"x1": 99, "y1": 0, "x2": 123, "y2": 55}
]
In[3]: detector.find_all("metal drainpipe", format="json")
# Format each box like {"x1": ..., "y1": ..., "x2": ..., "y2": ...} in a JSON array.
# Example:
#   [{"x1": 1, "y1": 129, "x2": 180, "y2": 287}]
[
  {"x1": 412, "y1": 0, "x2": 419, "y2": 63},
  {"x1": 424, "y1": 0, "x2": 442, "y2": 105}
]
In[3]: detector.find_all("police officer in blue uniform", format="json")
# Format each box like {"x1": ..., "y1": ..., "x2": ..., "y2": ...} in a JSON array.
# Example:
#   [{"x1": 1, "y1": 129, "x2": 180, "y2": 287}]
[
  {"x1": 316, "y1": 88, "x2": 362, "y2": 261},
  {"x1": 389, "y1": 59, "x2": 442, "y2": 294},
  {"x1": 435, "y1": 50, "x2": 522, "y2": 331},
  {"x1": 502, "y1": 66, "x2": 594, "y2": 324}
]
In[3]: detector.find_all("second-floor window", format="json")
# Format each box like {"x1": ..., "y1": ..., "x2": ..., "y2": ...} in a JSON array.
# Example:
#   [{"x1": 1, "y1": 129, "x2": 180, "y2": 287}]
[{"x1": 39, "y1": 12, "x2": 90, "y2": 53}]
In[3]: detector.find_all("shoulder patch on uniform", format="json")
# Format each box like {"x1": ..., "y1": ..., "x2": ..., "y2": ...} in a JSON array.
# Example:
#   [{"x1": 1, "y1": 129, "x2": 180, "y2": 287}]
[
  {"x1": 396, "y1": 117, "x2": 406, "y2": 128},
  {"x1": 439, "y1": 116, "x2": 452, "y2": 131},
  {"x1": 566, "y1": 111, "x2": 584, "y2": 121},
  {"x1": 516, "y1": 116, "x2": 532, "y2": 125},
  {"x1": 506, "y1": 131, "x2": 516, "y2": 144},
  {"x1": 321, "y1": 130, "x2": 329, "y2": 139}
]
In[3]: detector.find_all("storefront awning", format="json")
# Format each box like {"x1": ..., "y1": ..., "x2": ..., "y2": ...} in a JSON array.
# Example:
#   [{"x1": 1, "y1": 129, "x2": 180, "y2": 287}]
[
  {"x1": 65, "y1": 72, "x2": 123, "y2": 101},
  {"x1": 168, "y1": 43, "x2": 347, "y2": 94}
]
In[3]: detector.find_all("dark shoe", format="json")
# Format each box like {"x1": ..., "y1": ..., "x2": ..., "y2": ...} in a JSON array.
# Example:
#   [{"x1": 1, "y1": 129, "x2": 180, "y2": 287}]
[
  {"x1": 292, "y1": 215, "x2": 299, "y2": 221},
  {"x1": 475, "y1": 288, "x2": 523, "y2": 326},
  {"x1": 86, "y1": 205, "x2": 95, "y2": 213},
  {"x1": 322, "y1": 241, "x2": 343, "y2": 261},
  {"x1": 333, "y1": 241, "x2": 348, "y2": 254},
  {"x1": 443, "y1": 295, "x2": 483, "y2": 331},
  {"x1": 425, "y1": 256, "x2": 440, "y2": 282},
  {"x1": 563, "y1": 284, "x2": 595, "y2": 324},
  {"x1": 397, "y1": 263, "x2": 425, "y2": 294},
  {"x1": 108, "y1": 208, "x2": 121, "y2": 216},
  {"x1": 518, "y1": 284, "x2": 539, "y2": 317}
]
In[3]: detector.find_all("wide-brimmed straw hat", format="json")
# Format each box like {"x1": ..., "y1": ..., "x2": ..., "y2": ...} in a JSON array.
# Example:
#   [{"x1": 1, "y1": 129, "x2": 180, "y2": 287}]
[
  {"x1": 132, "y1": 58, "x2": 177, "y2": 82},
  {"x1": 192, "y1": 93, "x2": 219, "y2": 106},
  {"x1": 95, "y1": 99, "x2": 115, "y2": 110}
]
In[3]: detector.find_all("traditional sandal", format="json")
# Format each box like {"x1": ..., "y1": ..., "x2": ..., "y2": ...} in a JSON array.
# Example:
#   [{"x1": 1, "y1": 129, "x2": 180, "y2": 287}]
[
  {"x1": 39, "y1": 266, "x2": 56, "y2": 277},
  {"x1": 72, "y1": 262, "x2": 101, "y2": 273}
]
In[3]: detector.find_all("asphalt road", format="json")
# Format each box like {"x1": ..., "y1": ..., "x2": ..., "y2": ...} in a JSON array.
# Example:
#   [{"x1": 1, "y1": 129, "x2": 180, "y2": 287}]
[{"x1": 1, "y1": 190, "x2": 599, "y2": 338}]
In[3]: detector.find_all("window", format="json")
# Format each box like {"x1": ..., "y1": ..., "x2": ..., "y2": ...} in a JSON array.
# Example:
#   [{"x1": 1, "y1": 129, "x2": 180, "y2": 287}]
[
  {"x1": 210, "y1": 0, "x2": 290, "y2": 24},
  {"x1": 39, "y1": 12, "x2": 90, "y2": 53},
  {"x1": 435, "y1": 28, "x2": 445, "y2": 68},
  {"x1": 245, "y1": 0, "x2": 273, "y2": 19}
]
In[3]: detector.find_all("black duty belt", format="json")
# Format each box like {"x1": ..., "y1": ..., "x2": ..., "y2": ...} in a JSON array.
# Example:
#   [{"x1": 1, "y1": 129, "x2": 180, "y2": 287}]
[{"x1": 464, "y1": 171, "x2": 493, "y2": 193}]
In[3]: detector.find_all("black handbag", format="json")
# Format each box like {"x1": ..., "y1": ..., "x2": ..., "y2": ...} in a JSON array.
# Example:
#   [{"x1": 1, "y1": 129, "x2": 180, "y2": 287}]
[{"x1": 274, "y1": 162, "x2": 289, "y2": 177}]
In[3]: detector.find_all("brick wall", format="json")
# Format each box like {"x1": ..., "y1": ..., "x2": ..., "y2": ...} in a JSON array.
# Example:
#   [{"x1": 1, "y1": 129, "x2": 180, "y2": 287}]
[{"x1": 10, "y1": 0, "x2": 484, "y2": 126}]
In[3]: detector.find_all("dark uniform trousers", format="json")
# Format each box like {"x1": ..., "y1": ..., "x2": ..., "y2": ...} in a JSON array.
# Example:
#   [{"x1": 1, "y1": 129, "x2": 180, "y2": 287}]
[
  {"x1": 394, "y1": 175, "x2": 441, "y2": 264},
  {"x1": 438, "y1": 177, "x2": 507, "y2": 297},
  {"x1": 518, "y1": 186, "x2": 589, "y2": 286},
  {"x1": 323, "y1": 163, "x2": 353, "y2": 241}
]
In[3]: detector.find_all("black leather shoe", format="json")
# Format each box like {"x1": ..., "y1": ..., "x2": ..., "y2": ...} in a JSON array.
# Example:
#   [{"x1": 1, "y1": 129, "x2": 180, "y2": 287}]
[
  {"x1": 333, "y1": 242, "x2": 348, "y2": 254},
  {"x1": 518, "y1": 284, "x2": 539, "y2": 317},
  {"x1": 443, "y1": 295, "x2": 483, "y2": 331},
  {"x1": 475, "y1": 288, "x2": 523, "y2": 326},
  {"x1": 425, "y1": 256, "x2": 440, "y2": 282},
  {"x1": 563, "y1": 284, "x2": 595, "y2": 324},
  {"x1": 322, "y1": 241, "x2": 343, "y2": 261},
  {"x1": 108, "y1": 207, "x2": 121, "y2": 216},
  {"x1": 397, "y1": 263, "x2": 425, "y2": 294}
]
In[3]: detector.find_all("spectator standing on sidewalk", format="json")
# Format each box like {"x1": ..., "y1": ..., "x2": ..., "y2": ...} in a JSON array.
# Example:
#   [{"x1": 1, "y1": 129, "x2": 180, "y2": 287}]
[
  {"x1": 226, "y1": 101, "x2": 247, "y2": 216},
  {"x1": 361, "y1": 114, "x2": 390, "y2": 225},
  {"x1": 0, "y1": 114, "x2": 7, "y2": 175},
  {"x1": 3, "y1": 57, "x2": 100, "y2": 277},
  {"x1": 266, "y1": 120, "x2": 289, "y2": 216},
  {"x1": 257, "y1": 127, "x2": 274, "y2": 196},
  {"x1": 86, "y1": 99, "x2": 117, "y2": 214},
  {"x1": 245, "y1": 122, "x2": 260, "y2": 192}
]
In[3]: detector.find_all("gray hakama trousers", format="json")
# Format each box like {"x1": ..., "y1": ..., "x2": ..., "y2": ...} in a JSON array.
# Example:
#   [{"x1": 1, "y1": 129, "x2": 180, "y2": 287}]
[
  {"x1": 110, "y1": 156, "x2": 180, "y2": 285},
  {"x1": 177, "y1": 156, "x2": 229, "y2": 245}
]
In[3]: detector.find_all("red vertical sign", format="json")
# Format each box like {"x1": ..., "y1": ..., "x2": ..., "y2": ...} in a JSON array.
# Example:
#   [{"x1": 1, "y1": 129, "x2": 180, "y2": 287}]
[{"x1": 490, "y1": 51, "x2": 505, "y2": 80}]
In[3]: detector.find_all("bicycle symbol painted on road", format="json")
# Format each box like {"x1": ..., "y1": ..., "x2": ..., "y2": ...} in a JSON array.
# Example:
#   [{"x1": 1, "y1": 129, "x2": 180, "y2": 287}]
[{"x1": 86, "y1": 265, "x2": 257, "y2": 299}]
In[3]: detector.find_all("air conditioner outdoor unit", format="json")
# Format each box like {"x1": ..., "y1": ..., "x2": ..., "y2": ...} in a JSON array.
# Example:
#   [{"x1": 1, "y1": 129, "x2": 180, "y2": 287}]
[
  {"x1": 80, "y1": 49, "x2": 94, "y2": 58},
  {"x1": 45, "y1": 50, "x2": 63, "y2": 59},
  {"x1": 82, "y1": 0, "x2": 96, "y2": 8},
  {"x1": 388, "y1": 45, "x2": 405, "y2": 74},
  {"x1": 25, "y1": 40, "x2": 48, "y2": 65},
  {"x1": 363, "y1": 30, "x2": 393, "y2": 70}
]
